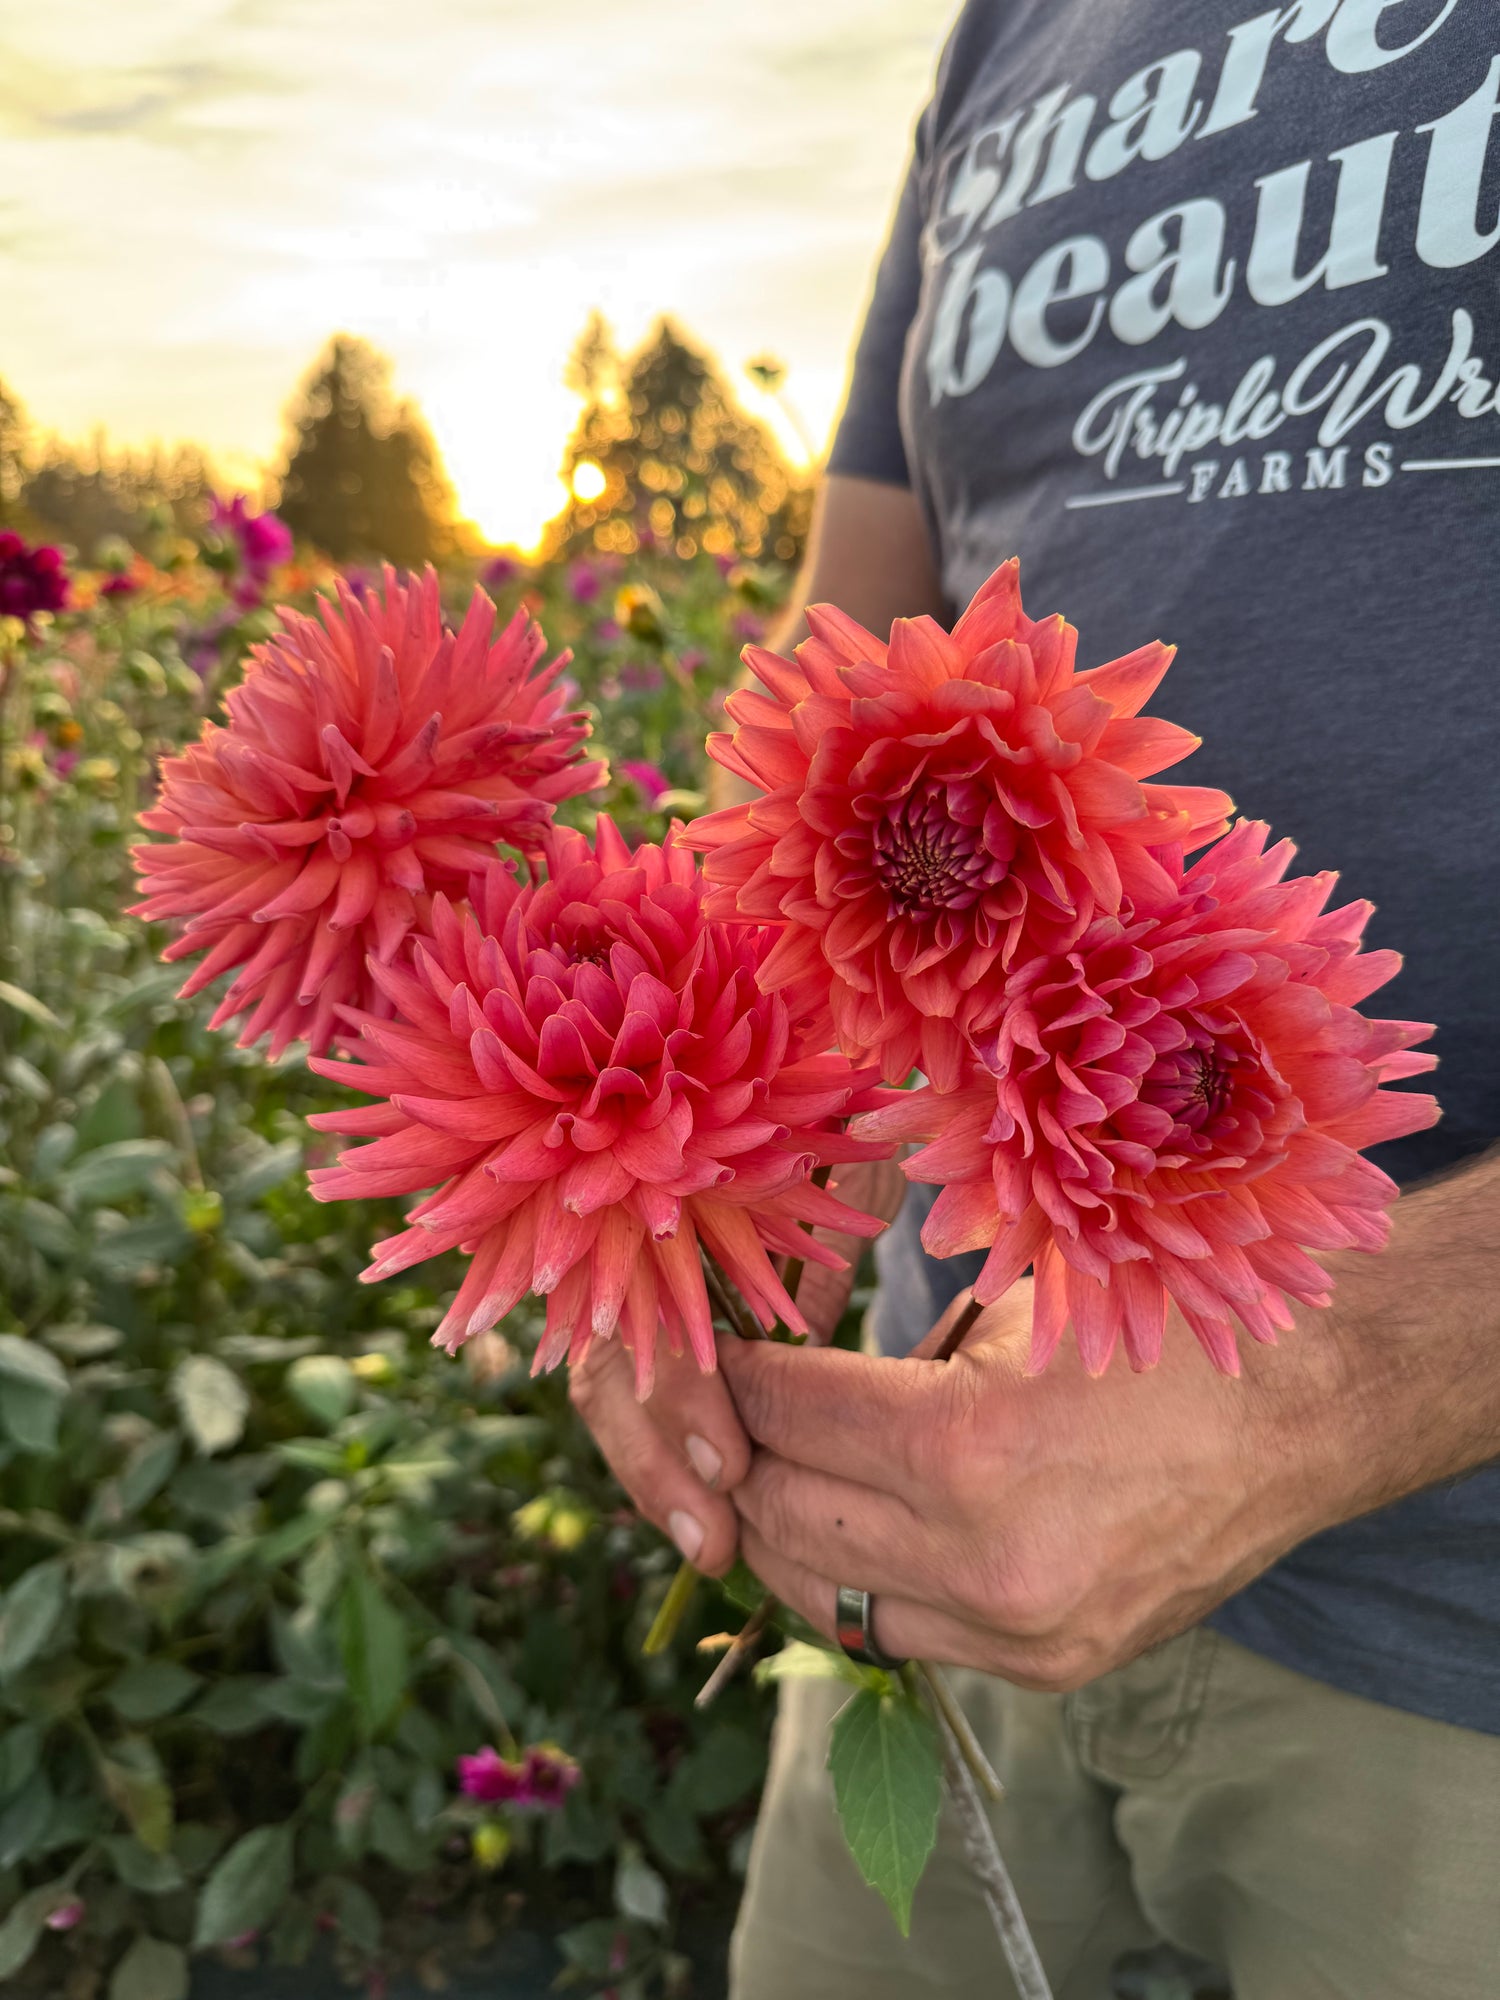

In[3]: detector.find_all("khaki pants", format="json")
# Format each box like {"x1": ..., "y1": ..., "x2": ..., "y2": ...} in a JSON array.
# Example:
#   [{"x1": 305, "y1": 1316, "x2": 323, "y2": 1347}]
[{"x1": 731, "y1": 1628, "x2": 1500, "y2": 2000}]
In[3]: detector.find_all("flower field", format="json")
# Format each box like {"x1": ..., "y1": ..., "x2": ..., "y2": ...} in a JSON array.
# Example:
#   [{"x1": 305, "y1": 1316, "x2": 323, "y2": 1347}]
[{"x1": 0, "y1": 519, "x2": 805, "y2": 1999}]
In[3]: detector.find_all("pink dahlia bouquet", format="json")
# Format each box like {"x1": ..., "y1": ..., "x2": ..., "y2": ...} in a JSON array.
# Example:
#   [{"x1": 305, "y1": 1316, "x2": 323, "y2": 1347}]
[
  {"x1": 131, "y1": 568, "x2": 603, "y2": 1056},
  {"x1": 306, "y1": 821, "x2": 893, "y2": 1395}
]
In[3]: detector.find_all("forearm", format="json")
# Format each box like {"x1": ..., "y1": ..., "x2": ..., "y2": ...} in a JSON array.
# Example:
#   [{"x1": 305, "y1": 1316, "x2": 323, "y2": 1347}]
[{"x1": 1251, "y1": 1148, "x2": 1500, "y2": 1537}]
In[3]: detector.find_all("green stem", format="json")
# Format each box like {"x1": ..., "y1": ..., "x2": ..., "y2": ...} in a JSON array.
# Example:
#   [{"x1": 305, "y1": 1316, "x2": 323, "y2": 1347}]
[{"x1": 642, "y1": 1558, "x2": 700, "y2": 1658}]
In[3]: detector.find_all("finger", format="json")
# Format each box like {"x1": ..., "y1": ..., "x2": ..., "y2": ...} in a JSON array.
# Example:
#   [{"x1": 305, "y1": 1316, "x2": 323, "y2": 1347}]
[
  {"x1": 908, "y1": 1287, "x2": 977, "y2": 1362},
  {"x1": 738, "y1": 1521, "x2": 1005, "y2": 1675},
  {"x1": 569, "y1": 1337, "x2": 741, "y2": 1575},
  {"x1": 718, "y1": 1331, "x2": 946, "y2": 1503},
  {"x1": 733, "y1": 1451, "x2": 957, "y2": 1601},
  {"x1": 631, "y1": 1339, "x2": 753, "y2": 1495}
]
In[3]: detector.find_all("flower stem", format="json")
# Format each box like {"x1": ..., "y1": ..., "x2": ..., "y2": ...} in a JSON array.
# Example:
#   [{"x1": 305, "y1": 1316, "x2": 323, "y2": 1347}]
[
  {"x1": 932, "y1": 1291, "x2": 984, "y2": 1362},
  {"x1": 916, "y1": 1661, "x2": 1004, "y2": 1803},
  {"x1": 922, "y1": 1680, "x2": 1054, "y2": 2000},
  {"x1": 642, "y1": 1558, "x2": 701, "y2": 1657},
  {"x1": 694, "y1": 1595, "x2": 775, "y2": 1708}
]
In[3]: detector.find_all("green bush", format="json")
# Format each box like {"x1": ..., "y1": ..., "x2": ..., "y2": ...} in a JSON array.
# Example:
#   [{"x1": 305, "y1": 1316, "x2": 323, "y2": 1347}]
[{"x1": 0, "y1": 544, "x2": 798, "y2": 1996}]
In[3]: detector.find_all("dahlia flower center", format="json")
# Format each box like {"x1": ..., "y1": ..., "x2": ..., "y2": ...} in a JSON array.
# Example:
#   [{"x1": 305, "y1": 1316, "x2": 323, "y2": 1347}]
[
  {"x1": 871, "y1": 782, "x2": 1000, "y2": 920},
  {"x1": 1138, "y1": 1016, "x2": 1276, "y2": 1153}
]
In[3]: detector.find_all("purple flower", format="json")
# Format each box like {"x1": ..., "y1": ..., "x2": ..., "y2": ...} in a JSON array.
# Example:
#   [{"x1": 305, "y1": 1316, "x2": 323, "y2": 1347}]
[
  {"x1": 619, "y1": 759, "x2": 670, "y2": 804},
  {"x1": 207, "y1": 494, "x2": 292, "y2": 605},
  {"x1": 714, "y1": 551, "x2": 737, "y2": 578},
  {"x1": 677, "y1": 648, "x2": 706, "y2": 674},
  {"x1": 457, "y1": 1743, "x2": 579, "y2": 1810},
  {"x1": 0, "y1": 533, "x2": 70, "y2": 627},
  {"x1": 45, "y1": 1900, "x2": 84, "y2": 1933},
  {"x1": 619, "y1": 660, "x2": 661, "y2": 693},
  {"x1": 731, "y1": 610, "x2": 763, "y2": 642},
  {"x1": 100, "y1": 574, "x2": 138, "y2": 600},
  {"x1": 481, "y1": 554, "x2": 520, "y2": 590},
  {"x1": 567, "y1": 561, "x2": 601, "y2": 604},
  {"x1": 592, "y1": 618, "x2": 621, "y2": 645},
  {"x1": 458, "y1": 1746, "x2": 524, "y2": 1804}
]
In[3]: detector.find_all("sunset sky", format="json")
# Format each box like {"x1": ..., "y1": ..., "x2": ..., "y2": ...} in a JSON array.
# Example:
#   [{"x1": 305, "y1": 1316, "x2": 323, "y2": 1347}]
[{"x1": 1, "y1": 0, "x2": 953, "y2": 547}]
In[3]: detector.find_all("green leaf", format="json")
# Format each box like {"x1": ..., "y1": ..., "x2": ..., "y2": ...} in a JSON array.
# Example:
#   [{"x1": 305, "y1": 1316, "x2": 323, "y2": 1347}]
[
  {"x1": 107, "y1": 1659, "x2": 202, "y2": 1723},
  {"x1": 287, "y1": 1355, "x2": 356, "y2": 1430},
  {"x1": 0, "y1": 1561, "x2": 69, "y2": 1676},
  {"x1": 192, "y1": 1676, "x2": 272, "y2": 1736},
  {"x1": 100, "y1": 1738, "x2": 174, "y2": 1855},
  {"x1": 0, "y1": 1770, "x2": 54, "y2": 1867},
  {"x1": 615, "y1": 1842, "x2": 669, "y2": 1929},
  {"x1": 677, "y1": 1722, "x2": 764, "y2": 1815},
  {"x1": 0, "y1": 1880, "x2": 66, "y2": 1980},
  {"x1": 0, "y1": 1721, "x2": 43, "y2": 1799},
  {"x1": 756, "y1": 1638, "x2": 870, "y2": 1688},
  {"x1": 0, "y1": 1334, "x2": 68, "y2": 1397},
  {"x1": 110, "y1": 1935, "x2": 189, "y2": 2000},
  {"x1": 0, "y1": 1381, "x2": 63, "y2": 1454},
  {"x1": 171, "y1": 1354, "x2": 248, "y2": 1456},
  {"x1": 116, "y1": 1431, "x2": 182, "y2": 1517},
  {"x1": 328, "y1": 1877, "x2": 381, "y2": 1954},
  {"x1": 103, "y1": 1833, "x2": 186, "y2": 1893},
  {"x1": 60, "y1": 1139, "x2": 177, "y2": 1206},
  {"x1": 827, "y1": 1684, "x2": 942, "y2": 1937},
  {"x1": 0, "y1": 980, "x2": 61, "y2": 1032},
  {"x1": 339, "y1": 1566, "x2": 408, "y2": 1738},
  {"x1": 193, "y1": 1823, "x2": 294, "y2": 1948},
  {"x1": 225, "y1": 1137, "x2": 304, "y2": 1204}
]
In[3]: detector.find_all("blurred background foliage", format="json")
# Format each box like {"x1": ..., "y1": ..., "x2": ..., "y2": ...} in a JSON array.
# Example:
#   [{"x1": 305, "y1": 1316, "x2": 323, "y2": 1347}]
[{"x1": 0, "y1": 320, "x2": 844, "y2": 1999}]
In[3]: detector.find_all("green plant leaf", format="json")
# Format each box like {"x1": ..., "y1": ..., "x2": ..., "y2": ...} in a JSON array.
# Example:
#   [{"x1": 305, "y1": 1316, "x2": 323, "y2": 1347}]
[
  {"x1": 0, "y1": 979, "x2": 61, "y2": 1032},
  {"x1": 328, "y1": 1876, "x2": 381, "y2": 1954},
  {"x1": 0, "y1": 1770, "x2": 54, "y2": 1867},
  {"x1": 0, "y1": 1333, "x2": 69, "y2": 1397},
  {"x1": 827, "y1": 1683, "x2": 942, "y2": 1937},
  {"x1": 339, "y1": 1565, "x2": 408, "y2": 1739},
  {"x1": 100, "y1": 1738, "x2": 174, "y2": 1855},
  {"x1": 287, "y1": 1354, "x2": 356, "y2": 1430},
  {"x1": 0, "y1": 1380, "x2": 63, "y2": 1454},
  {"x1": 615, "y1": 1842, "x2": 669, "y2": 1929},
  {"x1": 192, "y1": 1676, "x2": 272, "y2": 1735},
  {"x1": 193, "y1": 1822, "x2": 294, "y2": 1948},
  {"x1": 103, "y1": 1833, "x2": 186, "y2": 1893},
  {"x1": 60, "y1": 1139, "x2": 177, "y2": 1206},
  {"x1": 171, "y1": 1354, "x2": 248, "y2": 1456},
  {"x1": 0, "y1": 1721, "x2": 44, "y2": 1799},
  {"x1": 110, "y1": 1935, "x2": 189, "y2": 2000},
  {"x1": 0, "y1": 1879, "x2": 68, "y2": 1980},
  {"x1": 107, "y1": 1659, "x2": 202, "y2": 1723},
  {"x1": 0, "y1": 1560, "x2": 69, "y2": 1676},
  {"x1": 225, "y1": 1137, "x2": 304, "y2": 1204}
]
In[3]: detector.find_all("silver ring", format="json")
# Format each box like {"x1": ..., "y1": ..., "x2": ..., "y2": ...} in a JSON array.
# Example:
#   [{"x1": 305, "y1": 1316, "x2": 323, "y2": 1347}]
[{"x1": 835, "y1": 1584, "x2": 907, "y2": 1672}]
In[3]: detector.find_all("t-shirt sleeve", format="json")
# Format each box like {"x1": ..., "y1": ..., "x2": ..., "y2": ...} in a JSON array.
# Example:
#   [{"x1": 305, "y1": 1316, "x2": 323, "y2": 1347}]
[{"x1": 826, "y1": 150, "x2": 926, "y2": 489}]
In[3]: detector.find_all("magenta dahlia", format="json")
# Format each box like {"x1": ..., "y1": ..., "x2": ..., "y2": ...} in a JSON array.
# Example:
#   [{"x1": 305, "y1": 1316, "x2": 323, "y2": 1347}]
[
  {"x1": 857, "y1": 821, "x2": 1439, "y2": 1375},
  {"x1": 131, "y1": 568, "x2": 604, "y2": 1057},
  {"x1": 307, "y1": 824, "x2": 892, "y2": 1395},
  {"x1": 688, "y1": 558, "x2": 1231, "y2": 1088}
]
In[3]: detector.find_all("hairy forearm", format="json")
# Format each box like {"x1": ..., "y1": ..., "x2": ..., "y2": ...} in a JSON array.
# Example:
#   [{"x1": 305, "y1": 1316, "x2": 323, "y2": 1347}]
[{"x1": 1251, "y1": 1148, "x2": 1500, "y2": 1535}]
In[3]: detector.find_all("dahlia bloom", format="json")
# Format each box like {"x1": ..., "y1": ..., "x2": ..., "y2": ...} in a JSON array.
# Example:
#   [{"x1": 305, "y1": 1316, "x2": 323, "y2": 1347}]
[
  {"x1": 689, "y1": 559, "x2": 1231, "y2": 1088},
  {"x1": 131, "y1": 568, "x2": 604, "y2": 1057},
  {"x1": 0, "y1": 531, "x2": 70, "y2": 627},
  {"x1": 457, "y1": 1743, "x2": 579, "y2": 1808},
  {"x1": 307, "y1": 823, "x2": 891, "y2": 1395},
  {"x1": 857, "y1": 822, "x2": 1439, "y2": 1375},
  {"x1": 208, "y1": 493, "x2": 294, "y2": 607}
]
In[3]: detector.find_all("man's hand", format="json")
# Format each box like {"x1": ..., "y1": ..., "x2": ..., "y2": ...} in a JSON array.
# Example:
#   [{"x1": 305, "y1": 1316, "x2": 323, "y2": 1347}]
[
  {"x1": 569, "y1": 1158, "x2": 907, "y2": 1572},
  {"x1": 721, "y1": 1151, "x2": 1500, "y2": 1691}
]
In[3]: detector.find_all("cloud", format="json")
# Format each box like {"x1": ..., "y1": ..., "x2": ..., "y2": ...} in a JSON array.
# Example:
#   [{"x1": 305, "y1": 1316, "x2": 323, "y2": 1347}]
[{"x1": 1, "y1": 0, "x2": 955, "y2": 541}]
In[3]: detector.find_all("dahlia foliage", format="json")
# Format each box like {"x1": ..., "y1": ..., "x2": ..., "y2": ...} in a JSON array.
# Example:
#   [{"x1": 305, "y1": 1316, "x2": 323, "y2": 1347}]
[
  {"x1": 131, "y1": 568, "x2": 603, "y2": 1057},
  {"x1": 308, "y1": 823, "x2": 892, "y2": 1395},
  {"x1": 689, "y1": 559, "x2": 1231, "y2": 1089},
  {"x1": 857, "y1": 821, "x2": 1438, "y2": 1374}
]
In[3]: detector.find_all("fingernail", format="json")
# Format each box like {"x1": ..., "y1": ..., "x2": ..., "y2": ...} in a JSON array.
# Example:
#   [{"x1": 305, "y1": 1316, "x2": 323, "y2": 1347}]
[
  {"x1": 685, "y1": 1434, "x2": 723, "y2": 1489},
  {"x1": 668, "y1": 1509, "x2": 704, "y2": 1564}
]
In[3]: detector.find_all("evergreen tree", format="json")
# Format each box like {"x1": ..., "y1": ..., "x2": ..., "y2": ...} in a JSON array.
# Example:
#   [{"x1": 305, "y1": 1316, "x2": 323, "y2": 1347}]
[
  {"x1": 274, "y1": 335, "x2": 468, "y2": 567},
  {"x1": 547, "y1": 316, "x2": 809, "y2": 566}
]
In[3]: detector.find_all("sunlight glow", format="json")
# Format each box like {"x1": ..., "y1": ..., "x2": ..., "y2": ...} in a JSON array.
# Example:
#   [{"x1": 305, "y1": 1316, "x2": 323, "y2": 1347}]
[{"x1": 571, "y1": 460, "x2": 608, "y2": 503}]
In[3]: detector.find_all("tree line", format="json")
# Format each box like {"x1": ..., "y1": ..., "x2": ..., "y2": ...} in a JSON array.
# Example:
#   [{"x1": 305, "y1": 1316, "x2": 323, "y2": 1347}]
[{"x1": 0, "y1": 319, "x2": 809, "y2": 572}]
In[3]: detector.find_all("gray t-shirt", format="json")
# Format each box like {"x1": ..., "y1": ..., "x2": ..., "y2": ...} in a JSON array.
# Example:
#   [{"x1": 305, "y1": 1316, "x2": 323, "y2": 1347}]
[{"x1": 835, "y1": 0, "x2": 1500, "y2": 1734}]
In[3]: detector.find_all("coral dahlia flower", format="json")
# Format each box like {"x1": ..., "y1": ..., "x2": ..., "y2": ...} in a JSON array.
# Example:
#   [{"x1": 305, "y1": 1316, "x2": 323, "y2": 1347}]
[
  {"x1": 857, "y1": 822, "x2": 1439, "y2": 1375},
  {"x1": 131, "y1": 569, "x2": 603, "y2": 1057},
  {"x1": 307, "y1": 823, "x2": 891, "y2": 1396},
  {"x1": 688, "y1": 559, "x2": 1231, "y2": 1088}
]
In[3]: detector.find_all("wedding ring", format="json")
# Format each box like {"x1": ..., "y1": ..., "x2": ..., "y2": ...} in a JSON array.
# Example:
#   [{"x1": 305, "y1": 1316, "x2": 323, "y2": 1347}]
[{"x1": 835, "y1": 1584, "x2": 907, "y2": 1672}]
